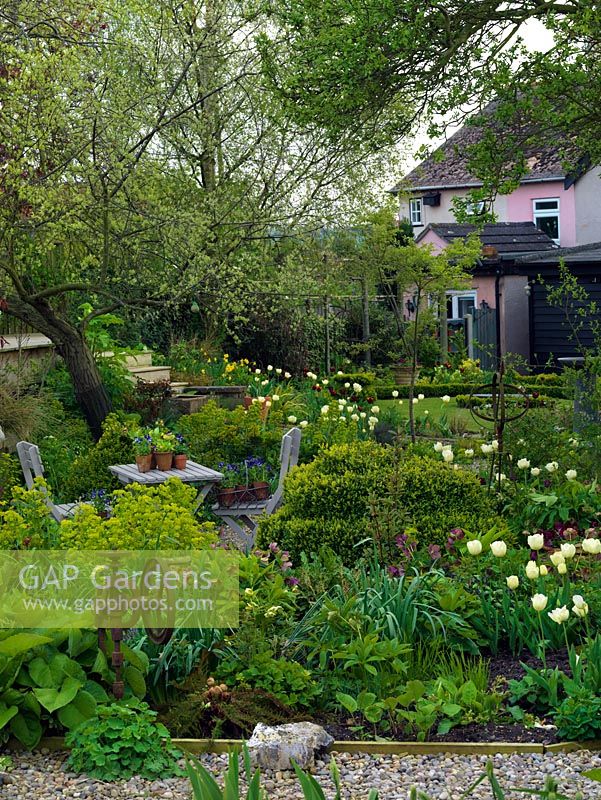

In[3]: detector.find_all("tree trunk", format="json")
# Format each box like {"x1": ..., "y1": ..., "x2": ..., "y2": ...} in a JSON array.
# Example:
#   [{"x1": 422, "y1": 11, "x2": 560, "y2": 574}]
[
  {"x1": 55, "y1": 332, "x2": 112, "y2": 440},
  {"x1": 3, "y1": 295, "x2": 112, "y2": 440}
]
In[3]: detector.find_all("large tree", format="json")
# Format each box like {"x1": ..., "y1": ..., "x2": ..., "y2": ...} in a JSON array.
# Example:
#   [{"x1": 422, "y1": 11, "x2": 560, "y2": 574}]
[
  {"x1": 0, "y1": 0, "x2": 394, "y2": 436},
  {"x1": 261, "y1": 1, "x2": 601, "y2": 192}
]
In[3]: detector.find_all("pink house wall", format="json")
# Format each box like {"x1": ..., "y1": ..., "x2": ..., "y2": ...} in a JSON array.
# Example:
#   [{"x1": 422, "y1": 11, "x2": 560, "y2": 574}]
[{"x1": 505, "y1": 181, "x2": 576, "y2": 247}]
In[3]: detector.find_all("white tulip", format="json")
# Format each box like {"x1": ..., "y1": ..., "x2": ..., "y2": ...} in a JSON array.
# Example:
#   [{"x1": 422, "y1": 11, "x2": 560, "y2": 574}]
[
  {"x1": 267, "y1": 365, "x2": 273, "y2": 371},
  {"x1": 299, "y1": 420, "x2": 308, "y2": 428},
  {"x1": 284, "y1": 372, "x2": 291, "y2": 379},
  {"x1": 491, "y1": 440, "x2": 499, "y2": 451},
  {"x1": 412, "y1": 398, "x2": 418, "y2": 404},
  {"x1": 442, "y1": 395, "x2": 451, "y2": 403},
  {"x1": 344, "y1": 382, "x2": 350, "y2": 389},
  {"x1": 517, "y1": 458, "x2": 530, "y2": 470},
  {"x1": 287, "y1": 415, "x2": 297, "y2": 424},
  {"x1": 275, "y1": 368, "x2": 282, "y2": 375},
  {"x1": 392, "y1": 390, "x2": 399, "y2": 398},
  {"x1": 360, "y1": 412, "x2": 366, "y2": 419},
  {"x1": 531, "y1": 467, "x2": 541, "y2": 476},
  {"x1": 527, "y1": 533, "x2": 545, "y2": 551},
  {"x1": 582, "y1": 537, "x2": 601, "y2": 554},
  {"x1": 442, "y1": 450, "x2": 454, "y2": 463},
  {"x1": 525, "y1": 561, "x2": 540, "y2": 580},
  {"x1": 550, "y1": 551, "x2": 565, "y2": 567},
  {"x1": 557, "y1": 562, "x2": 567, "y2": 575},
  {"x1": 464, "y1": 449, "x2": 474, "y2": 457},
  {"x1": 434, "y1": 442, "x2": 444, "y2": 452},
  {"x1": 271, "y1": 394, "x2": 280, "y2": 402},
  {"x1": 371, "y1": 405, "x2": 380, "y2": 414},
  {"x1": 418, "y1": 393, "x2": 425, "y2": 400},
  {"x1": 506, "y1": 575, "x2": 519, "y2": 590},
  {"x1": 545, "y1": 461, "x2": 559, "y2": 473},
  {"x1": 531, "y1": 593, "x2": 548, "y2": 612},
  {"x1": 490, "y1": 540, "x2": 507, "y2": 557},
  {"x1": 321, "y1": 405, "x2": 330, "y2": 415},
  {"x1": 572, "y1": 594, "x2": 586, "y2": 609},
  {"x1": 560, "y1": 543, "x2": 576, "y2": 560},
  {"x1": 369, "y1": 416, "x2": 379, "y2": 425},
  {"x1": 351, "y1": 414, "x2": 359, "y2": 422},
  {"x1": 548, "y1": 605, "x2": 570, "y2": 625},
  {"x1": 481, "y1": 443, "x2": 493, "y2": 455},
  {"x1": 572, "y1": 602, "x2": 589, "y2": 618},
  {"x1": 322, "y1": 379, "x2": 329, "y2": 386},
  {"x1": 565, "y1": 469, "x2": 577, "y2": 481},
  {"x1": 540, "y1": 565, "x2": 548, "y2": 576},
  {"x1": 466, "y1": 540, "x2": 483, "y2": 555},
  {"x1": 494, "y1": 473, "x2": 507, "y2": 482},
  {"x1": 352, "y1": 383, "x2": 362, "y2": 392}
]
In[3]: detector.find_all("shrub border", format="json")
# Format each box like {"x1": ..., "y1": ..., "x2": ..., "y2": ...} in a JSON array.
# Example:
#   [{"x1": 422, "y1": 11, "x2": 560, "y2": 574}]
[{"x1": 12, "y1": 736, "x2": 601, "y2": 756}]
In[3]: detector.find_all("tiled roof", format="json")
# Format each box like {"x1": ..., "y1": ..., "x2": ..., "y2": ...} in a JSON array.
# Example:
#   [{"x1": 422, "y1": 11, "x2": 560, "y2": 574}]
[
  {"x1": 392, "y1": 106, "x2": 575, "y2": 193},
  {"x1": 518, "y1": 241, "x2": 601, "y2": 264},
  {"x1": 418, "y1": 222, "x2": 558, "y2": 254}
]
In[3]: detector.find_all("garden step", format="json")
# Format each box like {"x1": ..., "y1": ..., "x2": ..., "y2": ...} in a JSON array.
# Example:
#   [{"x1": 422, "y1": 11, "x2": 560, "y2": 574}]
[
  {"x1": 169, "y1": 382, "x2": 189, "y2": 394},
  {"x1": 128, "y1": 365, "x2": 171, "y2": 382},
  {"x1": 99, "y1": 350, "x2": 154, "y2": 367}
]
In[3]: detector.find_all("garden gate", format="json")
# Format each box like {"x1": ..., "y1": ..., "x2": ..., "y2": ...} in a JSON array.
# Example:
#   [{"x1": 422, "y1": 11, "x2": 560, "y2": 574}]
[{"x1": 469, "y1": 305, "x2": 498, "y2": 371}]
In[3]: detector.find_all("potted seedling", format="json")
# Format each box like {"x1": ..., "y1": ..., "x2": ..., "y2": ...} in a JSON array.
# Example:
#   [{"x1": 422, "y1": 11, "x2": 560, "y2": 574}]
[
  {"x1": 216, "y1": 463, "x2": 240, "y2": 508},
  {"x1": 173, "y1": 434, "x2": 189, "y2": 470},
  {"x1": 152, "y1": 430, "x2": 175, "y2": 470},
  {"x1": 245, "y1": 456, "x2": 271, "y2": 500},
  {"x1": 132, "y1": 430, "x2": 153, "y2": 473}
]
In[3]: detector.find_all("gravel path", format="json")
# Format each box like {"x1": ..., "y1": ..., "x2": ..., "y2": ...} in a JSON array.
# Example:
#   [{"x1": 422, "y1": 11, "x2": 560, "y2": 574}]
[{"x1": 2, "y1": 749, "x2": 601, "y2": 799}]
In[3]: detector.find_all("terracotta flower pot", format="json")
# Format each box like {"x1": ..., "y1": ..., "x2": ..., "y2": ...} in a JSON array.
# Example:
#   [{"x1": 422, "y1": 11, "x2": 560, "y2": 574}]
[
  {"x1": 173, "y1": 454, "x2": 188, "y2": 470},
  {"x1": 217, "y1": 488, "x2": 237, "y2": 508},
  {"x1": 243, "y1": 395, "x2": 253, "y2": 410},
  {"x1": 252, "y1": 481, "x2": 270, "y2": 500},
  {"x1": 155, "y1": 452, "x2": 173, "y2": 471},
  {"x1": 260, "y1": 396, "x2": 271, "y2": 421},
  {"x1": 135, "y1": 454, "x2": 153, "y2": 473}
]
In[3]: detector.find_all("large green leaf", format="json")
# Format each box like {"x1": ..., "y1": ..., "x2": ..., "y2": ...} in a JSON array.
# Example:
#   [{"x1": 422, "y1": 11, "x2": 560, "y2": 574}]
[
  {"x1": 583, "y1": 769, "x2": 601, "y2": 782},
  {"x1": 56, "y1": 690, "x2": 97, "y2": 730},
  {"x1": 120, "y1": 643, "x2": 149, "y2": 673},
  {"x1": 0, "y1": 705, "x2": 18, "y2": 731},
  {"x1": 83, "y1": 680, "x2": 109, "y2": 702},
  {"x1": 28, "y1": 656, "x2": 55, "y2": 688},
  {"x1": 0, "y1": 633, "x2": 52, "y2": 657},
  {"x1": 10, "y1": 712, "x2": 43, "y2": 748},
  {"x1": 33, "y1": 676, "x2": 82, "y2": 713},
  {"x1": 123, "y1": 665, "x2": 146, "y2": 698}
]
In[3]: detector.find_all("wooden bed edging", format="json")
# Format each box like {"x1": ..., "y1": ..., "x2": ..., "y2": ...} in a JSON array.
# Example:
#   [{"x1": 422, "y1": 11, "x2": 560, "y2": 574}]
[{"x1": 14, "y1": 736, "x2": 601, "y2": 756}]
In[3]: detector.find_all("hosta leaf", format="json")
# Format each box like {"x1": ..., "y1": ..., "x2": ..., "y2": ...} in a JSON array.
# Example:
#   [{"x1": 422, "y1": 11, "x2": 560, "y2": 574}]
[
  {"x1": 0, "y1": 633, "x2": 52, "y2": 657},
  {"x1": 57, "y1": 690, "x2": 97, "y2": 730},
  {"x1": 33, "y1": 676, "x2": 82, "y2": 712},
  {"x1": 10, "y1": 712, "x2": 43, "y2": 748},
  {"x1": 0, "y1": 705, "x2": 18, "y2": 730}
]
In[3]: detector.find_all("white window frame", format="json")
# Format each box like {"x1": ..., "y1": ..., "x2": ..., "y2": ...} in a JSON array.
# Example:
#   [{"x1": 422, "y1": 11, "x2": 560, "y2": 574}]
[
  {"x1": 409, "y1": 197, "x2": 423, "y2": 226},
  {"x1": 465, "y1": 200, "x2": 485, "y2": 216},
  {"x1": 533, "y1": 197, "x2": 560, "y2": 244},
  {"x1": 447, "y1": 290, "x2": 477, "y2": 320}
]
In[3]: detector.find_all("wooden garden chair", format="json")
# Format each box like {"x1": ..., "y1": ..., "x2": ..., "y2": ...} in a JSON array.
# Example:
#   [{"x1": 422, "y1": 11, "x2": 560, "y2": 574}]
[
  {"x1": 16, "y1": 440, "x2": 82, "y2": 523},
  {"x1": 213, "y1": 426, "x2": 301, "y2": 549}
]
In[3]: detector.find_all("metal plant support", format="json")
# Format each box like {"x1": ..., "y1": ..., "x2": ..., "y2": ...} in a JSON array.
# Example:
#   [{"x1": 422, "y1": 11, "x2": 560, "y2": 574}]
[{"x1": 468, "y1": 361, "x2": 530, "y2": 489}]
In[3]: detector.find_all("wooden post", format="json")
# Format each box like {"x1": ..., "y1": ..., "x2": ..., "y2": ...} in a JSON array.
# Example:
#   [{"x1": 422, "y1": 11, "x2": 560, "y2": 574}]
[
  {"x1": 439, "y1": 291, "x2": 448, "y2": 362},
  {"x1": 324, "y1": 295, "x2": 331, "y2": 374},
  {"x1": 362, "y1": 277, "x2": 371, "y2": 368}
]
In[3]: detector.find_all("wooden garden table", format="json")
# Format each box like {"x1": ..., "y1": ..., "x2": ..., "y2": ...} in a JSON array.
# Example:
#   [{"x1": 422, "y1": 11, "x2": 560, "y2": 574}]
[{"x1": 108, "y1": 460, "x2": 224, "y2": 510}]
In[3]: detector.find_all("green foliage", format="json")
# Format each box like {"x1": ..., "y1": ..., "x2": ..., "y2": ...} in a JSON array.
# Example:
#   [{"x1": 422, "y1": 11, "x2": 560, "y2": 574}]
[
  {"x1": 0, "y1": 628, "x2": 146, "y2": 748},
  {"x1": 257, "y1": 441, "x2": 391, "y2": 563},
  {"x1": 396, "y1": 675, "x2": 504, "y2": 740},
  {"x1": 59, "y1": 479, "x2": 217, "y2": 550},
  {"x1": 177, "y1": 402, "x2": 282, "y2": 470},
  {"x1": 0, "y1": 453, "x2": 21, "y2": 509},
  {"x1": 553, "y1": 689, "x2": 601, "y2": 741},
  {"x1": 0, "y1": 478, "x2": 60, "y2": 549},
  {"x1": 61, "y1": 414, "x2": 134, "y2": 501},
  {"x1": 216, "y1": 652, "x2": 321, "y2": 708},
  {"x1": 66, "y1": 700, "x2": 182, "y2": 781},
  {"x1": 392, "y1": 455, "x2": 499, "y2": 548}
]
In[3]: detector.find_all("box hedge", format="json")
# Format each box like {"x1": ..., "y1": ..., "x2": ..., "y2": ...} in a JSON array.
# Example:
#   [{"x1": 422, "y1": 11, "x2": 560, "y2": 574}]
[{"x1": 257, "y1": 442, "x2": 502, "y2": 563}]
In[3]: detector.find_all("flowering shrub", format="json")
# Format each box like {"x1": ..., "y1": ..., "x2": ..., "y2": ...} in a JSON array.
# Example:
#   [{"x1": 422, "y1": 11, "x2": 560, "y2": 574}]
[
  {"x1": 59, "y1": 480, "x2": 217, "y2": 550},
  {"x1": 0, "y1": 453, "x2": 21, "y2": 510},
  {"x1": 0, "y1": 478, "x2": 60, "y2": 549}
]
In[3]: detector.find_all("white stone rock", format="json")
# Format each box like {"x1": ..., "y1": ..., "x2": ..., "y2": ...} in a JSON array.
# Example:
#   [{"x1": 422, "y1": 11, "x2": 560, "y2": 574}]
[{"x1": 247, "y1": 722, "x2": 334, "y2": 770}]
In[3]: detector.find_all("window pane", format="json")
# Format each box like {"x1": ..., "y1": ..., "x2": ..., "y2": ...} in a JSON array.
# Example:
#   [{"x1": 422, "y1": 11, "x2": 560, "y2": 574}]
[
  {"x1": 534, "y1": 199, "x2": 559, "y2": 211},
  {"x1": 457, "y1": 295, "x2": 476, "y2": 317},
  {"x1": 536, "y1": 215, "x2": 559, "y2": 240}
]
